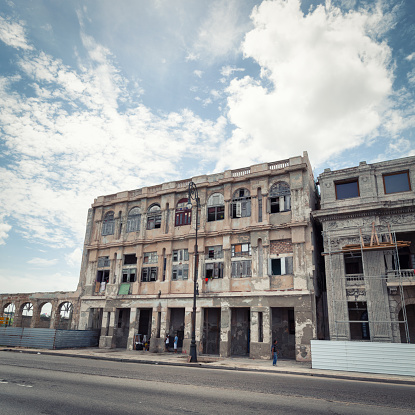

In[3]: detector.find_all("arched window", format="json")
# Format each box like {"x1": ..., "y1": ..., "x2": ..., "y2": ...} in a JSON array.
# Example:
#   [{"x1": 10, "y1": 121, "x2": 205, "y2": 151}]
[
  {"x1": 147, "y1": 204, "x2": 161, "y2": 230},
  {"x1": 175, "y1": 198, "x2": 191, "y2": 226},
  {"x1": 269, "y1": 182, "x2": 291, "y2": 213},
  {"x1": 127, "y1": 207, "x2": 141, "y2": 233},
  {"x1": 102, "y1": 211, "x2": 115, "y2": 235},
  {"x1": 207, "y1": 193, "x2": 224, "y2": 222},
  {"x1": 231, "y1": 188, "x2": 251, "y2": 218}
]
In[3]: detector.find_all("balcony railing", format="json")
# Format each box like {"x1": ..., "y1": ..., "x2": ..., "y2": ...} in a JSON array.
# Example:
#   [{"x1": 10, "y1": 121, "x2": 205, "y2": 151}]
[
  {"x1": 346, "y1": 274, "x2": 364, "y2": 285},
  {"x1": 387, "y1": 269, "x2": 415, "y2": 284}
]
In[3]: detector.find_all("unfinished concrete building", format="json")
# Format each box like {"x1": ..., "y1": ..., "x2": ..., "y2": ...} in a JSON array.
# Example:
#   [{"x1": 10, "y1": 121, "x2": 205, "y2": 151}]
[
  {"x1": 313, "y1": 156, "x2": 415, "y2": 344},
  {"x1": 77, "y1": 152, "x2": 318, "y2": 361}
]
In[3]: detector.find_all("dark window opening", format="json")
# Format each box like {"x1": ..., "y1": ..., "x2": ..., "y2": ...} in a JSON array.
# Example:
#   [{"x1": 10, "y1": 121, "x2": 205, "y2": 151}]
[
  {"x1": 269, "y1": 182, "x2": 291, "y2": 213},
  {"x1": 205, "y1": 262, "x2": 224, "y2": 279},
  {"x1": 147, "y1": 204, "x2": 161, "y2": 230},
  {"x1": 206, "y1": 246, "x2": 223, "y2": 259},
  {"x1": 122, "y1": 268, "x2": 136, "y2": 283},
  {"x1": 208, "y1": 206, "x2": 225, "y2": 222},
  {"x1": 344, "y1": 253, "x2": 363, "y2": 275},
  {"x1": 348, "y1": 302, "x2": 370, "y2": 340},
  {"x1": 269, "y1": 257, "x2": 293, "y2": 275},
  {"x1": 124, "y1": 254, "x2": 137, "y2": 265},
  {"x1": 96, "y1": 270, "x2": 109, "y2": 283},
  {"x1": 335, "y1": 179, "x2": 359, "y2": 200},
  {"x1": 231, "y1": 189, "x2": 251, "y2": 218},
  {"x1": 383, "y1": 171, "x2": 411, "y2": 194}
]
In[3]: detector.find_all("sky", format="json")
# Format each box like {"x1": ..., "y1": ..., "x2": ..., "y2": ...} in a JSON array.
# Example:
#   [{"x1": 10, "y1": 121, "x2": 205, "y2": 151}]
[{"x1": 0, "y1": 0, "x2": 414, "y2": 294}]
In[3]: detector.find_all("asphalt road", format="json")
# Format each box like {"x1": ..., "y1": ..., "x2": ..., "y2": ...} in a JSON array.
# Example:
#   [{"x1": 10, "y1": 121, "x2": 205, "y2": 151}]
[{"x1": 1, "y1": 351, "x2": 414, "y2": 414}]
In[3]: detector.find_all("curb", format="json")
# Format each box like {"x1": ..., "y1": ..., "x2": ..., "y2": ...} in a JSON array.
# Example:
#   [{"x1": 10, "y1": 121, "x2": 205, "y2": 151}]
[{"x1": 2, "y1": 348, "x2": 415, "y2": 386}]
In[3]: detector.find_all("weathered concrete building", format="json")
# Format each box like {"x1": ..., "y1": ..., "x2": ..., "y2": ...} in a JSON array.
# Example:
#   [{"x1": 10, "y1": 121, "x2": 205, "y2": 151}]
[
  {"x1": 313, "y1": 156, "x2": 415, "y2": 344},
  {"x1": 76, "y1": 152, "x2": 318, "y2": 361}
]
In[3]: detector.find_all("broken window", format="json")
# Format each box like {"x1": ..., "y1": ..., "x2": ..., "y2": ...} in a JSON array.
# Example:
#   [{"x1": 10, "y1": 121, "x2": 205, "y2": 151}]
[
  {"x1": 383, "y1": 171, "x2": 411, "y2": 194},
  {"x1": 231, "y1": 260, "x2": 252, "y2": 278},
  {"x1": 335, "y1": 179, "x2": 359, "y2": 200},
  {"x1": 205, "y1": 262, "x2": 224, "y2": 279},
  {"x1": 122, "y1": 268, "x2": 136, "y2": 283},
  {"x1": 269, "y1": 182, "x2": 291, "y2": 213},
  {"x1": 172, "y1": 249, "x2": 189, "y2": 262},
  {"x1": 207, "y1": 193, "x2": 225, "y2": 222},
  {"x1": 96, "y1": 270, "x2": 109, "y2": 283},
  {"x1": 175, "y1": 198, "x2": 192, "y2": 226},
  {"x1": 147, "y1": 204, "x2": 161, "y2": 230},
  {"x1": 126, "y1": 207, "x2": 141, "y2": 232},
  {"x1": 268, "y1": 257, "x2": 293, "y2": 275},
  {"x1": 98, "y1": 256, "x2": 110, "y2": 268},
  {"x1": 142, "y1": 267, "x2": 158, "y2": 282},
  {"x1": 172, "y1": 264, "x2": 189, "y2": 280},
  {"x1": 348, "y1": 301, "x2": 370, "y2": 340},
  {"x1": 102, "y1": 211, "x2": 115, "y2": 235},
  {"x1": 344, "y1": 253, "x2": 363, "y2": 275},
  {"x1": 231, "y1": 189, "x2": 251, "y2": 218},
  {"x1": 231, "y1": 243, "x2": 251, "y2": 257},
  {"x1": 124, "y1": 254, "x2": 137, "y2": 265},
  {"x1": 206, "y1": 245, "x2": 223, "y2": 259},
  {"x1": 144, "y1": 252, "x2": 158, "y2": 264}
]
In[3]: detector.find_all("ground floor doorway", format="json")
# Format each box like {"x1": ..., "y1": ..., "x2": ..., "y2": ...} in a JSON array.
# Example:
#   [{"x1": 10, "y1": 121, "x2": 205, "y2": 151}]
[
  {"x1": 271, "y1": 307, "x2": 295, "y2": 359},
  {"x1": 168, "y1": 308, "x2": 185, "y2": 350},
  {"x1": 400, "y1": 304, "x2": 415, "y2": 343},
  {"x1": 231, "y1": 307, "x2": 250, "y2": 356},
  {"x1": 115, "y1": 308, "x2": 130, "y2": 348},
  {"x1": 203, "y1": 308, "x2": 220, "y2": 355}
]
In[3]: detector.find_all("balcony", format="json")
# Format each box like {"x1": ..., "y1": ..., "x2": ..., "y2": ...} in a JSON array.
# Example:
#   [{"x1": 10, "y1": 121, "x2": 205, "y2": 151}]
[{"x1": 386, "y1": 269, "x2": 415, "y2": 286}]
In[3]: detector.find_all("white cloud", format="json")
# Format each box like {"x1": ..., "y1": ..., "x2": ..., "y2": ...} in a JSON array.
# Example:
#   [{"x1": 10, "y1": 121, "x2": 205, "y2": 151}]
[
  {"x1": 216, "y1": 0, "x2": 400, "y2": 171},
  {"x1": 0, "y1": 16, "x2": 33, "y2": 50},
  {"x1": 406, "y1": 52, "x2": 415, "y2": 61},
  {"x1": 27, "y1": 258, "x2": 59, "y2": 267},
  {"x1": 65, "y1": 248, "x2": 82, "y2": 268},
  {"x1": 194, "y1": 70, "x2": 203, "y2": 78},
  {"x1": 190, "y1": 0, "x2": 252, "y2": 62},
  {"x1": 220, "y1": 66, "x2": 245, "y2": 78},
  {"x1": 0, "y1": 18, "x2": 227, "y2": 250},
  {"x1": 0, "y1": 219, "x2": 12, "y2": 245}
]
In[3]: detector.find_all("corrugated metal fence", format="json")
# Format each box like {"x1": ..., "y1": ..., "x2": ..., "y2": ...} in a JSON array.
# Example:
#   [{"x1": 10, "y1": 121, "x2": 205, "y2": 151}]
[
  {"x1": 311, "y1": 340, "x2": 415, "y2": 377},
  {"x1": 0, "y1": 327, "x2": 99, "y2": 349}
]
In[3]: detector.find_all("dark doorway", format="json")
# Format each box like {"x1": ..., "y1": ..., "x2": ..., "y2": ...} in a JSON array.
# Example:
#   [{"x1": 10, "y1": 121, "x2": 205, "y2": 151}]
[
  {"x1": 138, "y1": 309, "x2": 152, "y2": 339},
  {"x1": 231, "y1": 308, "x2": 250, "y2": 356},
  {"x1": 271, "y1": 307, "x2": 295, "y2": 359},
  {"x1": 115, "y1": 308, "x2": 130, "y2": 348},
  {"x1": 399, "y1": 304, "x2": 415, "y2": 343},
  {"x1": 348, "y1": 302, "x2": 370, "y2": 340},
  {"x1": 169, "y1": 308, "x2": 185, "y2": 349},
  {"x1": 203, "y1": 308, "x2": 220, "y2": 355}
]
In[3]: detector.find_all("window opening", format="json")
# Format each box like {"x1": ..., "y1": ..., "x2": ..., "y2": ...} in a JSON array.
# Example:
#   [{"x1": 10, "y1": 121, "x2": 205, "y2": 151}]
[
  {"x1": 126, "y1": 207, "x2": 141, "y2": 232},
  {"x1": 147, "y1": 204, "x2": 161, "y2": 230},
  {"x1": 172, "y1": 249, "x2": 189, "y2": 262},
  {"x1": 175, "y1": 198, "x2": 192, "y2": 226},
  {"x1": 206, "y1": 245, "x2": 223, "y2": 259},
  {"x1": 172, "y1": 264, "x2": 189, "y2": 280},
  {"x1": 205, "y1": 262, "x2": 224, "y2": 279},
  {"x1": 231, "y1": 260, "x2": 252, "y2": 278},
  {"x1": 231, "y1": 243, "x2": 251, "y2": 257},
  {"x1": 335, "y1": 179, "x2": 359, "y2": 200},
  {"x1": 124, "y1": 254, "x2": 137, "y2": 265},
  {"x1": 231, "y1": 189, "x2": 251, "y2": 218},
  {"x1": 207, "y1": 193, "x2": 225, "y2": 222},
  {"x1": 102, "y1": 211, "x2": 115, "y2": 235},
  {"x1": 144, "y1": 252, "x2": 158, "y2": 264},
  {"x1": 269, "y1": 257, "x2": 293, "y2": 275},
  {"x1": 269, "y1": 182, "x2": 291, "y2": 213},
  {"x1": 383, "y1": 171, "x2": 411, "y2": 194},
  {"x1": 98, "y1": 256, "x2": 110, "y2": 268},
  {"x1": 348, "y1": 301, "x2": 370, "y2": 340},
  {"x1": 122, "y1": 268, "x2": 136, "y2": 283},
  {"x1": 142, "y1": 267, "x2": 158, "y2": 282}
]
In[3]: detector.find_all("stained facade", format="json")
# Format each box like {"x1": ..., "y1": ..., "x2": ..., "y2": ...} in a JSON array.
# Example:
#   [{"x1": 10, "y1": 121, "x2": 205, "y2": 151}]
[
  {"x1": 313, "y1": 156, "x2": 415, "y2": 344},
  {"x1": 76, "y1": 152, "x2": 318, "y2": 361}
]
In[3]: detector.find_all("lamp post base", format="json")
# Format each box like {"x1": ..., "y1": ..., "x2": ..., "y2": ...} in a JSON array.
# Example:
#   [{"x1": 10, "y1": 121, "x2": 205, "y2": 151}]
[{"x1": 189, "y1": 341, "x2": 197, "y2": 362}]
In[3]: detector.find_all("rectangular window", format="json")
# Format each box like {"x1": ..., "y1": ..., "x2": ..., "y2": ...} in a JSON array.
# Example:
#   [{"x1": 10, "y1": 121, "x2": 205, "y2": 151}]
[
  {"x1": 269, "y1": 257, "x2": 293, "y2": 275},
  {"x1": 141, "y1": 267, "x2": 158, "y2": 282},
  {"x1": 231, "y1": 260, "x2": 252, "y2": 278},
  {"x1": 96, "y1": 269, "x2": 110, "y2": 283},
  {"x1": 147, "y1": 215, "x2": 161, "y2": 230},
  {"x1": 175, "y1": 211, "x2": 192, "y2": 226},
  {"x1": 124, "y1": 254, "x2": 137, "y2": 265},
  {"x1": 172, "y1": 249, "x2": 189, "y2": 262},
  {"x1": 172, "y1": 264, "x2": 189, "y2": 280},
  {"x1": 344, "y1": 253, "x2": 363, "y2": 275},
  {"x1": 98, "y1": 256, "x2": 110, "y2": 268},
  {"x1": 122, "y1": 268, "x2": 136, "y2": 283},
  {"x1": 348, "y1": 301, "x2": 370, "y2": 340},
  {"x1": 335, "y1": 179, "x2": 359, "y2": 200},
  {"x1": 206, "y1": 246, "x2": 223, "y2": 259},
  {"x1": 270, "y1": 195, "x2": 291, "y2": 213},
  {"x1": 383, "y1": 171, "x2": 411, "y2": 194},
  {"x1": 208, "y1": 206, "x2": 225, "y2": 222},
  {"x1": 205, "y1": 262, "x2": 224, "y2": 279},
  {"x1": 231, "y1": 243, "x2": 251, "y2": 257},
  {"x1": 143, "y1": 252, "x2": 158, "y2": 264}
]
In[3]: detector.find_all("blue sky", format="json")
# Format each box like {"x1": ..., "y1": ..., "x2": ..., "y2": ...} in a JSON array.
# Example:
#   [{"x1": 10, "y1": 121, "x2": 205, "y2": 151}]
[{"x1": 0, "y1": 0, "x2": 414, "y2": 294}]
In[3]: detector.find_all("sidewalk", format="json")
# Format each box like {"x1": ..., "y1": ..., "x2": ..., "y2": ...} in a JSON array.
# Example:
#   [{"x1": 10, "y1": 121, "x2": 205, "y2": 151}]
[{"x1": 2, "y1": 347, "x2": 415, "y2": 386}]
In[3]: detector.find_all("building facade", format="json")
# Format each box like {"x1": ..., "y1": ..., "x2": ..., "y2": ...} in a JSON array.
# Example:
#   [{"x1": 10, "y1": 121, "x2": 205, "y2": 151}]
[
  {"x1": 313, "y1": 156, "x2": 415, "y2": 344},
  {"x1": 76, "y1": 152, "x2": 318, "y2": 361}
]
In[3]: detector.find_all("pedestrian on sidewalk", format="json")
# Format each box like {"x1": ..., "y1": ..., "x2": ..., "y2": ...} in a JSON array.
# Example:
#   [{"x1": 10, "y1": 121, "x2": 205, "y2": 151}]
[
  {"x1": 272, "y1": 339, "x2": 278, "y2": 366},
  {"x1": 174, "y1": 334, "x2": 178, "y2": 353},
  {"x1": 165, "y1": 335, "x2": 170, "y2": 352}
]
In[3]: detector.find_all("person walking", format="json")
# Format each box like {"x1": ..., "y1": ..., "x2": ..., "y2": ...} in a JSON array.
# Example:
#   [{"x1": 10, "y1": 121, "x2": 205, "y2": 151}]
[
  {"x1": 165, "y1": 335, "x2": 169, "y2": 352},
  {"x1": 174, "y1": 334, "x2": 178, "y2": 353},
  {"x1": 271, "y1": 339, "x2": 278, "y2": 366}
]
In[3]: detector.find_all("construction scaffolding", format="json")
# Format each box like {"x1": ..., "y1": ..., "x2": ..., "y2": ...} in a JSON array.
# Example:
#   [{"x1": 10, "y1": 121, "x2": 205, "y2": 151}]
[{"x1": 322, "y1": 223, "x2": 411, "y2": 343}]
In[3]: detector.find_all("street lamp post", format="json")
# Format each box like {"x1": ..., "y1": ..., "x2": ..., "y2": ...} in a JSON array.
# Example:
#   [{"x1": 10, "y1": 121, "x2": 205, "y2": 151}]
[{"x1": 187, "y1": 181, "x2": 199, "y2": 363}]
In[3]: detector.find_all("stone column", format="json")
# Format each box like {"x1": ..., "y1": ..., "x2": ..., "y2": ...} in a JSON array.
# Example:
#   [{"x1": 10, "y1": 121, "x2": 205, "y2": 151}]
[
  {"x1": 220, "y1": 306, "x2": 231, "y2": 357},
  {"x1": 127, "y1": 308, "x2": 138, "y2": 351}
]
